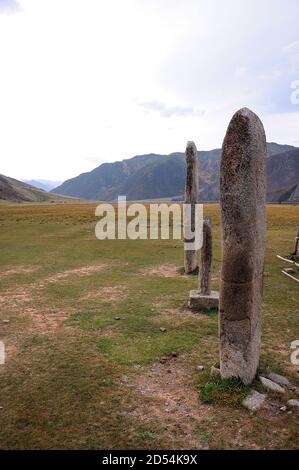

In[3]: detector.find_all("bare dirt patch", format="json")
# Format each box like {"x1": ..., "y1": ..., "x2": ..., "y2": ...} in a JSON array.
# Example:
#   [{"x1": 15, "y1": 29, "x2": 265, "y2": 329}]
[
  {"x1": 0, "y1": 263, "x2": 110, "y2": 348},
  {"x1": 129, "y1": 356, "x2": 297, "y2": 450},
  {"x1": 81, "y1": 285, "x2": 127, "y2": 302},
  {"x1": 40, "y1": 264, "x2": 107, "y2": 286},
  {"x1": 142, "y1": 264, "x2": 183, "y2": 278},
  {"x1": 0, "y1": 288, "x2": 31, "y2": 308},
  {"x1": 23, "y1": 306, "x2": 73, "y2": 335},
  {"x1": 0, "y1": 266, "x2": 38, "y2": 279},
  {"x1": 131, "y1": 355, "x2": 211, "y2": 449},
  {"x1": 0, "y1": 264, "x2": 108, "y2": 308},
  {"x1": 0, "y1": 306, "x2": 74, "y2": 368}
]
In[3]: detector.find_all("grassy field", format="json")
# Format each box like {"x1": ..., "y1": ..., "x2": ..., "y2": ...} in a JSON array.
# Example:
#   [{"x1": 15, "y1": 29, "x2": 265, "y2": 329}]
[{"x1": 0, "y1": 202, "x2": 298, "y2": 450}]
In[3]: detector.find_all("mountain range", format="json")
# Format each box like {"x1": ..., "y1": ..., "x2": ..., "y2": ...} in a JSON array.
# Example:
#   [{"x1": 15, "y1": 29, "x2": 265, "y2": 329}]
[
  {"x1": 22, "y1": 179, "x2": 63, "y2": 192},
  {"x1": 0, "y1": 175, "x2": 79, "y2": 203},
  {"x1": 52, "y1": 143, "x2": 299, "y2": 203}
]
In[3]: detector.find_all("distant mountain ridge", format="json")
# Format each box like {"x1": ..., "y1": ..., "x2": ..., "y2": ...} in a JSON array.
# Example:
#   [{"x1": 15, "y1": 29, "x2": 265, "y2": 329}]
[
  {"x1": 266, "y1": 148, "x2": 299, "y2": 202},
  {"x1": 0, "y1": 175, "x2": 79, "y2": 203},
  {"x1": 22, "y1": 179, "x2": 63, "y2": 192},
  {"x1": 52, "y1": 143, "x2": 299, "y2": 203}
]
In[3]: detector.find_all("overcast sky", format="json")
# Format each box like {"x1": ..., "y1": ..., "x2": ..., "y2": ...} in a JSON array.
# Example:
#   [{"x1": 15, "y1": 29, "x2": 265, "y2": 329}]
[{"x1": 0, "y1": 0, "x2": 299, "y2": 181}]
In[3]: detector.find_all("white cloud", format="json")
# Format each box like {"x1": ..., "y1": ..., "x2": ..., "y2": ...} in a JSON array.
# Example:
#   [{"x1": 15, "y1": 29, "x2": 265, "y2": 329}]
[
  {"x1": 235, "y1": 67, "x2": 249, "y2": 79},
  {"x1": 139, "y1": 100, "x2": 204, "y2": 118},
  {"x1": 0, "y1": 0, "x2": 20, "y2": 14},
  {"x1": 263, "y1": 111, "x2": 299, "y2": 147}
]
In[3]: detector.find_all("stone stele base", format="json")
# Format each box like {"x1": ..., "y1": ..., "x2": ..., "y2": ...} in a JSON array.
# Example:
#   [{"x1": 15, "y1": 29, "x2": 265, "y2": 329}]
[{"x1": 188, "y1": 290, "x2": 219, "y2": 311}]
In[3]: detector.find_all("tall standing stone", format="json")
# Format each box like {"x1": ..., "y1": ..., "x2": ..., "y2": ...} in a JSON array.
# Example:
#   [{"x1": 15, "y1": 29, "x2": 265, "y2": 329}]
[
  {"x1": 200, "y1": 217, "x2": 212, "y2": 295},
  {"x1": 184, "y1": 141, "x2": 199, "y2": 274},
  {"x1": 219, "y1": 107, "x2": 267, "y2": 385},
  {"x1": 188, "y1": 217, "x2": 219, "y2": 311}
]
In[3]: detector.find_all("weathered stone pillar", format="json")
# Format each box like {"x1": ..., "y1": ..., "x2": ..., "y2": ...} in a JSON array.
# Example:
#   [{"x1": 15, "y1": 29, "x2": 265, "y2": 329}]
[
  {"x1": 200, "y1": 217, "x2": 212, "y2": 295},
  {"x1": 184, "y1": 141, "x2": 199, "y2": 274},
  {"x1": 219, "y1": 107, "x2": 267, "y2": 385},
  {"x1": 188, "y1": 217, "x2": 219, "y2": 310}
]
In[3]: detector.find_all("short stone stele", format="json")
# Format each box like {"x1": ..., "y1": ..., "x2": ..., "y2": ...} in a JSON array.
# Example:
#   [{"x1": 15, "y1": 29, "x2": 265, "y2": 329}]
[{"x1": 189, "y1": 217, "x2": 219, "y2": 310}]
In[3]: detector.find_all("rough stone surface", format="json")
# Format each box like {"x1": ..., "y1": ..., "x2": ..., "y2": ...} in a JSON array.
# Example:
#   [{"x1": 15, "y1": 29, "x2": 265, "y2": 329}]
[
  {"x1": 219, "y1": 107, "x2": 267, "y2": 385},
  {"x1": 184, "y1": 141, "x2": 199, "y2": 274},
  {"x1": 200, "y1": 218, "x2": 212, "y2": 295},
  {"x1": 287, "y1": 399, "x2": 299, "y2": 408},
  {"x1": 189, "y1": 217, "x2": 219, "y2": 311},
  {"x1": 259, "y1": 376, "x2": 285, "y2": 394},
  {"x1": 242, "y1": 390, "x2": 266, "y2": 412},
  {"x1": 267, "y1": 372, "x2": 291, "y2": 387},
  {"x1": 188, "y1": 290, "x2": 219, "y2": 310},
  {"x1": 210, "y1": 365, "x2": 221, "y2": 377}
]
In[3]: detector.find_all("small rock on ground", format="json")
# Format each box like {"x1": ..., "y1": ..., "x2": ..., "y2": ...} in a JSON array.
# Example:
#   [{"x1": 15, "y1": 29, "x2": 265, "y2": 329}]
[
  {"x1": 242, "y1": 390, "x2": 266, "y2": 412},
  {"x1": 284, "y1": 267, "x2": 295, "y2": 274},
  {"x1": 259, "y1": 376, "x2": 285, "y2": 394},
  {"x1": 289, "y1": 385, "x2": 299, "y2": 395},
  {"x1": 159, "y1": 356, "x2": 168, "y2": 364},
  {"x1": 267, "y1": 372, "x2": 291, "y2": 387},
  {"x1": 287, "y1": 399, "x2": 299, "y2": 408},
  {"x1": 196, "y1": 365, "x2": 204, "y2": 372}
]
